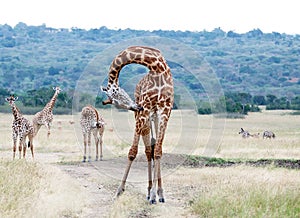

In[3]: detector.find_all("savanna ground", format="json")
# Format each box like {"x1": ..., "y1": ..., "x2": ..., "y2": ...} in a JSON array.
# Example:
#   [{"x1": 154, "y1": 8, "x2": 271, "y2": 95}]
[{"x1": 0, "y1": 108, "x2": 299, "y2": 217}]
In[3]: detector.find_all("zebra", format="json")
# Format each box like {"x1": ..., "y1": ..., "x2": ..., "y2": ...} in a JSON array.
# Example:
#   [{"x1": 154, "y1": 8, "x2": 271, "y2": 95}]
[
  {"x1": 238, "y1": 128, "x2": 251, "y2": 138},
  {"x1": 263, "y1": 130, "x2": 275, "y2": 139}
]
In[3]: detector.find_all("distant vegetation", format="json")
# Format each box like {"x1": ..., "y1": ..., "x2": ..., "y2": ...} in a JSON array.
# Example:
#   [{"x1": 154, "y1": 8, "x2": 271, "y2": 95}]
[{"x1": 1, "y1": 22, "x2": 300, "y2": 114}]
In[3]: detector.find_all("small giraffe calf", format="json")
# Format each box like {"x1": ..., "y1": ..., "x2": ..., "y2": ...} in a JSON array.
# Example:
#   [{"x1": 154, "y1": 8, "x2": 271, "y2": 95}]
[
  {"x1": 6, "y1": 95, "x2": 34, "y2": 159},
  {"x1": 80, "y1": 105, "x2": 105, "y2": 162}
]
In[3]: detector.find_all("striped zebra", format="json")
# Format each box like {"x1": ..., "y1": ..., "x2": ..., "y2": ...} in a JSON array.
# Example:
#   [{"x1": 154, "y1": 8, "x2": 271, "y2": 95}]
[
  {"x1": 263, "y1": 130, "x2": 275, "y2": 139},
  {"x1": 238, "y1": 128, "x2": 251, "y2": 138}
]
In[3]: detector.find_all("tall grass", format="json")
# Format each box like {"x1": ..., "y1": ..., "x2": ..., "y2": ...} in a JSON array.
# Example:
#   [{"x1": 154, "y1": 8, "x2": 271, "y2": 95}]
[
  {"x1": 0, "y1": 159, "x2": 40, "y2": 217},
  {"x1": 0, "y1": 159, "x2": 87, "y2": 218},
  {"x1": 191, "y1": 181, "x2": 300, "y2": 217},
  {"x1": 164, "y1": 166, "x2": 300, "y2": 218}
]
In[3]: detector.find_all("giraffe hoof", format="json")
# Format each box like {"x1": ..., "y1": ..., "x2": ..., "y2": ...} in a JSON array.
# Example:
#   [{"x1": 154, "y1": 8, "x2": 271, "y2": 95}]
[
  {"x1": 116, "y1": 187, "x2": 125, "y2": 197},
  {"x1": 149, "y1": 199, "x2": 157, "y2": 204},
  {"x1": 159, "y1": 198, "x2": 165, "y2": 203}
]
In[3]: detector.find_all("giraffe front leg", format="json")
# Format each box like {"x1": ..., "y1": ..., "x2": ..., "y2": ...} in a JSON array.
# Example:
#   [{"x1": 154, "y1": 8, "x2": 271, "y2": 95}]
[
  {"x1": 18, "y1": 140, "x2": 22, "y2": 159},
  {"x1": 157, "y1": 159, "x2": 165, "y2": 203},
  {"x1": 116, "y1": 132, "x2": 140, "y2": 197},
  {"x1": 28, "y1": 134, "x2": 34, "y2": 159},
  {"x1": 149, "y1": 158, "x2": 165, "y2": 204},
  {"x1": 99, "y1": 134, "x2": 103, "y2": 161},
  {"x1": 116, "y1": 160, "x2": 133, "y2": 197},
  {"x1": 82, "y1": 133, "x2": 87, "y2": 162},
  {"x1": 12, "y1": 132, "x2": 17, "y2": 160},
  {"x1": 143, "y1": 133, "x2": 153, "y2": 201},
  {"x1": 46, "y1": 123, "x2": 51, "y2": 138},
  {"x1": 93, "y1": 131, "x2": 99, "y2": 161},
  {"x1": 88, "y1": 133, "x2": 92, "y2": 162},
  {"x1": 22, "y1": 140, "x2": 26, "y2": 158}
]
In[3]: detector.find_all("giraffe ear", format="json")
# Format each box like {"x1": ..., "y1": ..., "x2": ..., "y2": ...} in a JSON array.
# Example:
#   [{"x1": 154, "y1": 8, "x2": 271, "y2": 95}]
[
  {"x1": 101, "y1": 86, "x2": 107, "y2": 93},
  {"x1": 15, "y1": 96, "x2": 19, "y2": 101},
  {"x1": 5, "y1": 97, "x2": 10, "y2": 102}
]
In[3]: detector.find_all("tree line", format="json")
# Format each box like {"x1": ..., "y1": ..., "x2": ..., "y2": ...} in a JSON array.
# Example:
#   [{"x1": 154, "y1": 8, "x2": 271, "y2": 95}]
[
  {"x1": 1, "y1": 87, "x2": 299, "y2": 115},
  {"x1": 197, "y1": 92, "x2": 300, "y2": 115}
]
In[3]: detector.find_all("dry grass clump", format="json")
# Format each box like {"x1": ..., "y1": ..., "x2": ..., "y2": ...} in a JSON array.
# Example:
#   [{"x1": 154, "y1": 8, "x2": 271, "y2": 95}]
[
  {"x1": 164, "y1": 166, "x2": 300, "y2": 218},
  {"x1": 0, "y1": 159, "x2": 40, "y2": 217},
  {"x1": 110, "y1": 191, "x2": 151, "y2": 218},
  {"x1": 0, "y1": 159, "x2": 87, "y2": 218}
]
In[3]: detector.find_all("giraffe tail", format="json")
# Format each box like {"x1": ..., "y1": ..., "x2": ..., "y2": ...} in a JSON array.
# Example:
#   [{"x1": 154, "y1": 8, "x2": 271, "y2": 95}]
[{"x1": 28, "y1": 141, "x2": 31, "y2": 148}]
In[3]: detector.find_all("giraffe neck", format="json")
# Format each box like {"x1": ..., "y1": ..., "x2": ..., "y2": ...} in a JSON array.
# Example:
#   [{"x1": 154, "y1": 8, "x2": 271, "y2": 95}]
[
  {"x1": 107, "y1": 46, "x2": 168, "y2": 88},
  {"x1": 11, "y1": 104, "x2": 22, "y2": 120},
  {"x1": 45, "y1": 91, "x2": 59, "y2": 111}
]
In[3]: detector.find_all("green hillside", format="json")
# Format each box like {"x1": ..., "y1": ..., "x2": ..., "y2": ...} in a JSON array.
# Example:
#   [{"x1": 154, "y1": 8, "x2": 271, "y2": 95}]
[{"x1": 0, "y1": 22, "x2": 299, "y2": 100}]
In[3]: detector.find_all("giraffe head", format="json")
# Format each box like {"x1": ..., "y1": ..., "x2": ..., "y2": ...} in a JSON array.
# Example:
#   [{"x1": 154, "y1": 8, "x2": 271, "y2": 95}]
[
  {"x1": 53, "y1": 86, "x2": 62, "y2": 93},
  {"x1": 5, "y1": 95, "x2": 18, "y2": 106},
  {"x1": 101, "y1": 84, "x2": 143, "y2": 112}
]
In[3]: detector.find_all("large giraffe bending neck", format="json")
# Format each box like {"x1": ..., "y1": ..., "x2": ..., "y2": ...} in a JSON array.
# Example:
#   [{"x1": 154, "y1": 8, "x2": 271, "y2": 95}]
[
  {"x1": 102, "y1": 46, "x2": 174, "y2": 204},
  {"x1": 101, "y1": 46, "x2": 169, "y2": 111}
]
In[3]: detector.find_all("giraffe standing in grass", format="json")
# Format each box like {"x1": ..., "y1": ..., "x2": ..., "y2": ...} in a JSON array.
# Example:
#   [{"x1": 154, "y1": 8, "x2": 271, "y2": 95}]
[
  {"x1": 32, "y1": 86, "x2": 61, "y2": 137},
  {"x1": 101, "y1": 46, "x2": 174, "y2": 204},
  {"x1": 6, "y1": 95, "x2": 34, "y2": 159},
  {"x1": 80, "y1": 105, "x2": 105, "y2": 162}
]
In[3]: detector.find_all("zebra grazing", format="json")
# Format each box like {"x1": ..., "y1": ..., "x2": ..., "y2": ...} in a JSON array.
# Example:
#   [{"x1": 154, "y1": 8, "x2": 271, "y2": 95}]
[
  {"x1": 263, "y1": 130, "x2": 275, "y2": 139},
  {"x1": 239, "y1": 128, "x2": 251, "y2": 138}
]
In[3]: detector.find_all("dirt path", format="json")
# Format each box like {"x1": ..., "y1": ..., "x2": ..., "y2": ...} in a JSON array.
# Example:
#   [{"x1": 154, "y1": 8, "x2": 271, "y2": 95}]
[{"x1": 38, "y1": 152, "x2": 195, "y2": 217}]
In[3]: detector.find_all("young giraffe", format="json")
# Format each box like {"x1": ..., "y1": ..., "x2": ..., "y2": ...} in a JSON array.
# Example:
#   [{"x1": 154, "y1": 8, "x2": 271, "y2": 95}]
[
  {"x1": 101, "y1": 46, "x2": 174, "y2": 204},
  {"x1": 6, "y1": 95, "x2": 34, "y2": 159},
  {"x1": 32, "y1": 86, "x2": 61, "y2": 137},
  {"x1": 80, "y1": 105, "x2": 105, "y2": 162}
]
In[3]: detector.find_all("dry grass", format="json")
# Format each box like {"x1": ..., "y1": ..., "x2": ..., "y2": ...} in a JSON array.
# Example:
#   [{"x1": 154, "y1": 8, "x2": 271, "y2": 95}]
[
  {"x1": 165, "y1": 166, "x2": 300, "y2": 218},
  {"x1": 1, "y1": 108, "x2": 299, "y2": 160},
  {"x1": 0, "y1": 109, "x2": 299, "y2": 217},
  {"x1": 0, "y1": 159, "x2": 87, "y2": 218}
]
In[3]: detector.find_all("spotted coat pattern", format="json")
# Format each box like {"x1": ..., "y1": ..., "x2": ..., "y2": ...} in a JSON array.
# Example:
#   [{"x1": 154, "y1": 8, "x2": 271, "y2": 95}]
[
  {"x1": 32, "y1": 86, "x2": 61, "y2": 137},
  {"x1": 6, "y1": 95, "x2": 34, "y2": 159},
  {"x1": 80, "y1": 105, "x2": 105, "y2": 162}
]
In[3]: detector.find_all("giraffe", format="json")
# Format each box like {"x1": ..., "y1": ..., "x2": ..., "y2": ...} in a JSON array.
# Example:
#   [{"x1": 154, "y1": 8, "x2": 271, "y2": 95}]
[
  {"x1": 101, "y1": 46, "x2": 174, "y2": 204},
  {"x1": 32, "y1": 86, "x2": 61, "y2": 137},
  {"x1": 80, "y1": 105, "x2": 105, "y2": 162},
  {"x1": 6, "y1": 95, "x2": 34, "y2": 159}
]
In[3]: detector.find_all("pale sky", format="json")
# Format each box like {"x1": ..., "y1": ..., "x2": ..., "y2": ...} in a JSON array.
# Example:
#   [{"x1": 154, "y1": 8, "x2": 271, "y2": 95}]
[{"x1": 0, "y1": 0, "x2": 299, "y2": 34}]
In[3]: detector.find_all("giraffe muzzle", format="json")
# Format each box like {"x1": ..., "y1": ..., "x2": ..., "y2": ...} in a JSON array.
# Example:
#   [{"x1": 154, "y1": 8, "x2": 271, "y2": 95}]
[
  {"x1": 129, "y1": 105, "x2": 144, "y2": 112},
  {"x1": 102, "y1": 99, "x2": 113, "y2": 105}
]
